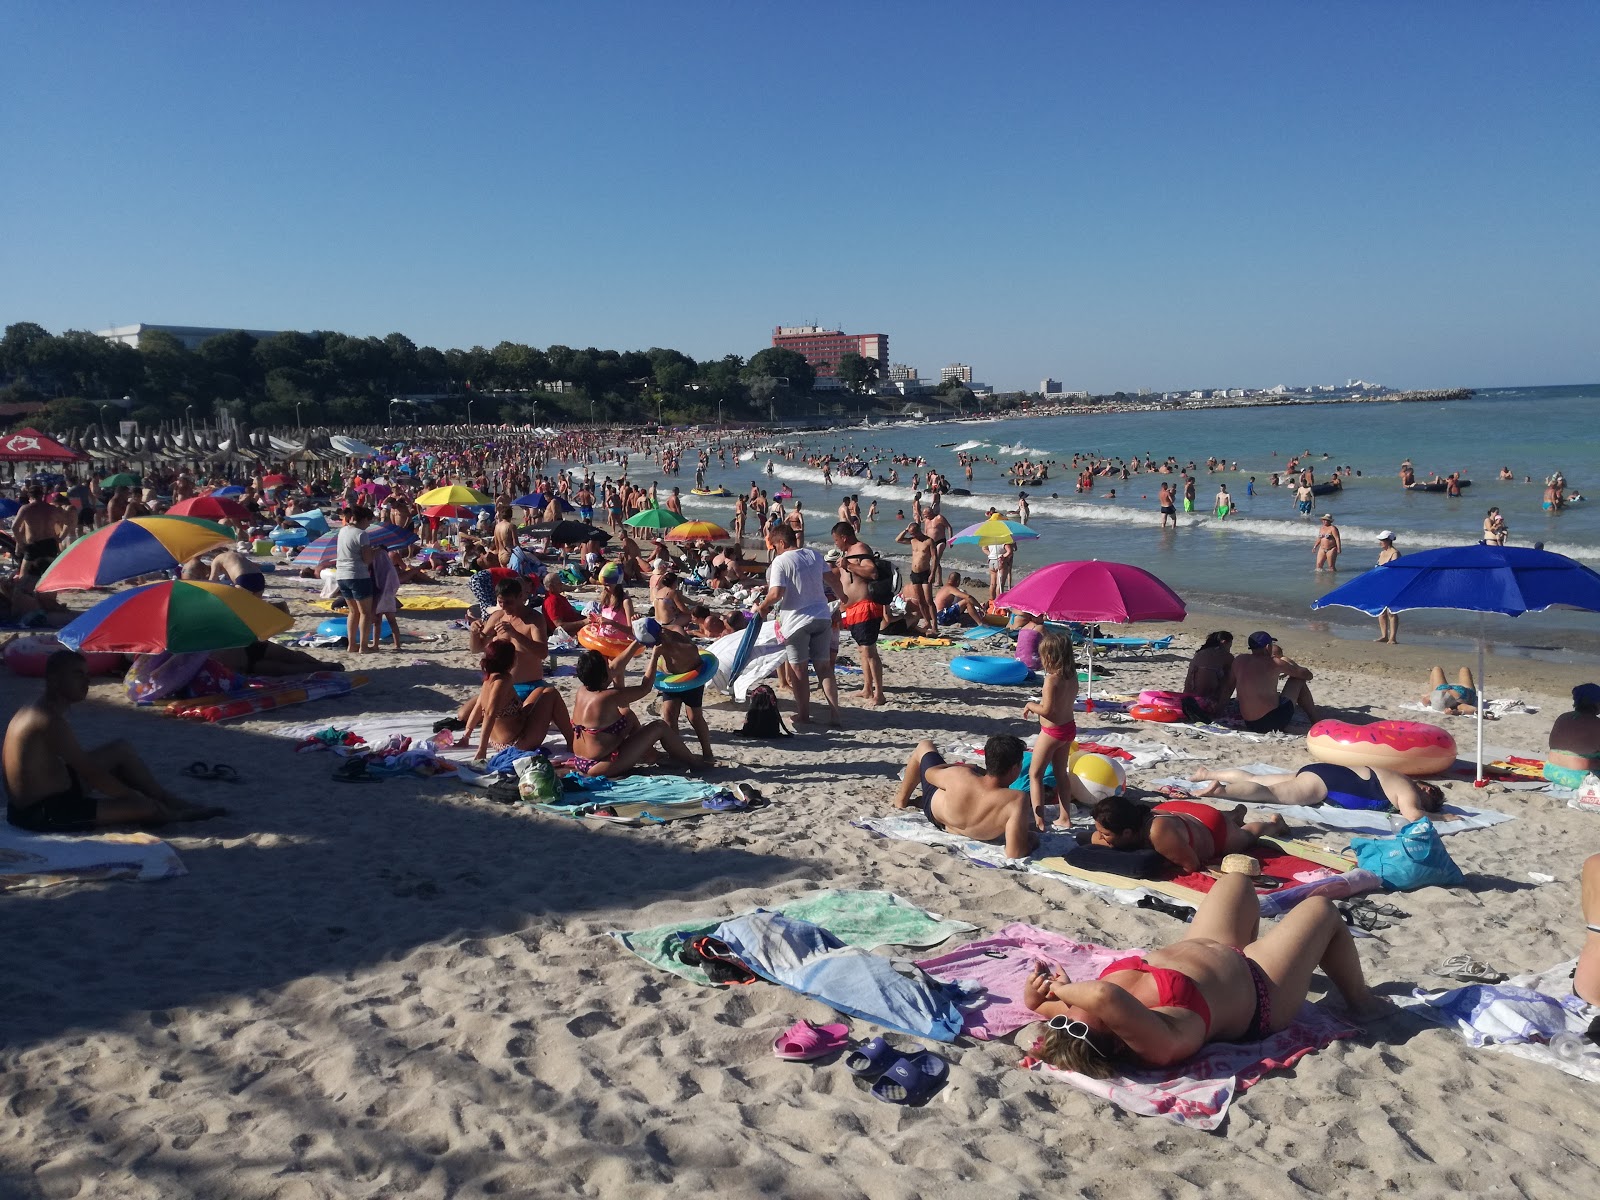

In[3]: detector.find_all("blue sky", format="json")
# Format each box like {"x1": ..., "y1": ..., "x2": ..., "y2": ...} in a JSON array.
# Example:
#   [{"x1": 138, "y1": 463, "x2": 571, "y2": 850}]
[{"x1": 3, "y1": 1, "x2": 1596, "y2": 392}]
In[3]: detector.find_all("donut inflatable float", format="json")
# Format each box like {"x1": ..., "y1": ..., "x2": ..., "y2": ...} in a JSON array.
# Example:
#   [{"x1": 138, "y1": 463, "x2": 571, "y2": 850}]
[
  {"x1": 1132, "y1": 690, "x2": 1185, "y2": 722},
  {"x1": 3, "y1": 635, "x2": 122, "y2": 678},
  {"x1": 1307, "y1": 719, "x2": 1456, "y2": 777},
  {"x1": 576, "y1": 625, "x2": 632, "y2": 658},
  {"x1": 949, "y1": 655, "x2": 1032, "y2": 685},
  {"x1": 654, "y1": 650, "x2": 718, "y2": 694}
]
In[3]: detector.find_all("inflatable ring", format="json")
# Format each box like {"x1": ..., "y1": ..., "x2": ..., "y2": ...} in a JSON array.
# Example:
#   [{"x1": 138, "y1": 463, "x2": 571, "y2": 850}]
[
  {"x1": 577, "y1": 625, "x2": 633, "y2": 658},
  {"x1": 317, "y1": 615, "x2": 394, "y2": 639},
  {"x1": 1307, "y1": 718, "x2": 1457, "y2": 777},
  {"x1": 3, "y1": 635, "x2": 122, "y2": 678},
  {"x1": 950, "y1": 655, "x2": 1032, "y2": 685},
  {"x1": 655, "y1": 650, "x2": 718, "y2": 694},
  {"x1": 1129, "y1": 703, "x2": 1180, "y2": 723}
]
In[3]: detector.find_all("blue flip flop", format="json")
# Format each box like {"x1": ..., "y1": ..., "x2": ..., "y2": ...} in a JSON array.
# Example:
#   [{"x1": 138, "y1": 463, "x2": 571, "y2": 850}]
[
  {"x1": 844, "y1": 1036, "x2": 898, "y2": 1078},
  {"x1": 870, "y1": 1051, "x2": 949, "y2": 1105}
]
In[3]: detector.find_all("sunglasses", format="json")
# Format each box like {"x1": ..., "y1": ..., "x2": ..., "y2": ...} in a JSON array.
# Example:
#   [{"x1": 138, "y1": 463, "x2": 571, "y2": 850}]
[{"x1": 1044, "y1": 1015, "x2": 1107, "y2": 1056}]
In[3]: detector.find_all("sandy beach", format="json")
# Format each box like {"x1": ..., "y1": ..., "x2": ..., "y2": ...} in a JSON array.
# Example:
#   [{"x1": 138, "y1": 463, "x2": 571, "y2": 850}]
[{"x1": 4, "y1": 569, "x2": 1600, "y2": 1200}]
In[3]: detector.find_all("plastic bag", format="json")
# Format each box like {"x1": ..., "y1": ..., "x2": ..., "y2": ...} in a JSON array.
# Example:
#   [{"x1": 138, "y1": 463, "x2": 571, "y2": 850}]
[
  {"x1": 1349, "y1": 817, "x2": 1464, "y2": 891},
  {"x1": 1573, "y1": 774, "x2": 1600, "y2": 814},
  {"x1": 514, "y1": 753, "x2": 560, "y2": 803}
]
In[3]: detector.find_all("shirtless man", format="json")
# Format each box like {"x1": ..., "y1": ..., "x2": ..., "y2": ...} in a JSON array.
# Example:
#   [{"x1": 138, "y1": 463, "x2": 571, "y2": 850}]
[
  {"x1": 933, "y1": 572, "x2": 985, "y2": 627},
  {"x1": 1545, "y1": 683, "x2": 1600, "y2": 789},
  {"x1": 208, "y1": 547, "x2": 267, "y2": 595},
  {"x1": 492, "y1": 504, "x2": 519, "y2": 566},
  {"x1": 1158, "y1": 481, "x2": 1177, "y2": 528},
  {"x1": 1090, "y1": 794, "x2": 1287, "y2": 874},
  {"x1": 4, "y1": 650, "x2": 225, "y2": 830},
  {"x1": 447, "y1": 577, "x2": 571, "y2": 734},
  {"x1": 892, "y1": 736, "x2": 1037, "y2": 859},
  {"x1": 1577, "y1": 854, "x2": 1600, "y2": 1005},
  {"x1": 1190, "y1": 763, "x2": 1446, "y2": 823},
  {"x1": 923, "y1": 503, "x2": 952, "y2": 585},
  {"x1": 830, "y1": 521, "x2": 885, "y2": 706},
  {"x1": 106, "y1": 484, "x2": 132, "y2": 523},
  {"x1": 895, "y1": 520, "x2": 937, "y2": 632},
  {"x1": 1313, "y1": 513, "x2": 1341, "y2": 571},
  {"x1": 1221, "y1": 632, "x2": 1316, "y2": 732},
  {"x1": 12, "y1": 486, "x2": 69, "y2": 580},
  {"x1": 1295, "y1": 481, "x2": 1314, "y2": 517}
]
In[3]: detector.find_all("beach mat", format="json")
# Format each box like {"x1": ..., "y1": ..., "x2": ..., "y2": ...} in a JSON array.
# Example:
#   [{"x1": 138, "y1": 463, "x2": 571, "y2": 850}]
[
  {"x1": 1147, "y1": 775, "x2": 1517, "y2": 836},
  {"x1": 611, "y1": 889, "x2": 976, "y2": 986},
  {"x1": 0, "y1": 827, "x2": 185, "y2": 891}
]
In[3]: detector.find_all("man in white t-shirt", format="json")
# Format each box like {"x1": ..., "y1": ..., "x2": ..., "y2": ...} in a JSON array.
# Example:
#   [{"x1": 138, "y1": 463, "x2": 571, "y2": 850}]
[
  {"x1": 334, "y1": 505, "x2": 377, "y2": 653},
  {"x1": 754, "y1": 524, "x2": 841, "y2": 727}
]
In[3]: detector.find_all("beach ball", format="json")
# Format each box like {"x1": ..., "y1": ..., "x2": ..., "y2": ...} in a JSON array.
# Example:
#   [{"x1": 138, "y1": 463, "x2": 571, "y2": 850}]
[
  {"x1": 1067, "y1": 754, "x2": 1126, "y2": 805},
  {"x1": 598, "y1": 562, "x2": 623, "y2": 585}
]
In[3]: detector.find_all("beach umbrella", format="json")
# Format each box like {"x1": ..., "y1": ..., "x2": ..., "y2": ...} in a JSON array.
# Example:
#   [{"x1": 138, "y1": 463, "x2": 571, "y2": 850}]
[
  {"x1": 950, "y1": 518, "x2": 1039, "y2": 546},
  {"x1": 666, "y1": 520, "x2": 732, "y2": 543},
  {"x1": 531, "y1": 520, "x2": 609, "y2": 546},
  {"x1": 261, "y1": 473, "x2": 293, "y2": 488},
  {"x1": 1312, "y1": 544, "x2": 1600, "y2": 784},
  {"x1": 0, "y1": 498, "x2": 18, "y2": 519},
  {"x1": 210, "y1": 485, "x2": 247, "y2": 498},
  {"x1": 293, "y1": 522, "x2": 417, "y2": 569},
  {"x1": 286, "y1": 508, "x2": 331, "y2": 535},
  {"x1": 58, "y1": 580, "x2": 293, "y2": 654},
  {"x1": 423, "y1": 503, "x2": 484, "y2": 523},
  {"x1": 512, "y1": 493, "x2": 547, "y2": 510},
  {"x1": 36, "y1": 516, "x2": 233, "y2": 592},
  {"x1": 100, "y1": 472, "x2": 141, "y2": 489},
  {"x1": 995, "y1": 560, "x2": 1187, "y2": 706},
  {"x1": 0, "y1": 429, "x2": 84, "y2": 464},
  {"x1": 625, "y1": 506, "x2": 680, "y2": 530},
  {"x1": 415, "y1": 483, "x2": 491, "y2": 507},
  {"x1": 168, "y1": 494, "x2": 252, "y2": 523}
]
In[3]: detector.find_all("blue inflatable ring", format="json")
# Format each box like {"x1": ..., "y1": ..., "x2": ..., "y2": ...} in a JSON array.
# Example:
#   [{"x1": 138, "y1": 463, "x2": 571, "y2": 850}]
[
  {"x1": 655, "y1": 650, "x2": 718, "y2": 694},
  {"x1": 317, "y1": 615, "x2": 394, "y2": 639},
  {"x1": 949, "y1": 655, "x2": 1032, "y2": 685}
]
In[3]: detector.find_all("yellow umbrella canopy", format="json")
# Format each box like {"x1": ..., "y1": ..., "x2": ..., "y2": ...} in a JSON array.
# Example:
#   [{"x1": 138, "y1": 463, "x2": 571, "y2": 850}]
[{"x1": 414, "y1": 484, "x2": 492, "y2": 507}]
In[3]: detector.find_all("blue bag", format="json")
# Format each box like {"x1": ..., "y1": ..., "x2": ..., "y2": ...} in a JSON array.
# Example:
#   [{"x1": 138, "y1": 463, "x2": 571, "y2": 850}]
[{"x1": 1348, "y1": 817, "x2": 1464, "y2": 891}]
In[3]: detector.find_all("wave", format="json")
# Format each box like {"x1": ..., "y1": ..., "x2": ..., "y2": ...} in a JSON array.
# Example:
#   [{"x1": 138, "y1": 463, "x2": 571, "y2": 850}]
[{"x1": 950, "y1": 440, "x2": 985, "y2": 452}]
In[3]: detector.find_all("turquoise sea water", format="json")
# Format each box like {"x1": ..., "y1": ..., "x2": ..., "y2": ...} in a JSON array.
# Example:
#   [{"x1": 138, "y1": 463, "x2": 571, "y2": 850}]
[{"x1": 663, "y1": 384, "x2": 1600, "y2": 659}]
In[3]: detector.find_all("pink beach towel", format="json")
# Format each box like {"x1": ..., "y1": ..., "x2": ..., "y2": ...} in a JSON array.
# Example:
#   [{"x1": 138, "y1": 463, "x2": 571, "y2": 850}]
[{"x1": 918, "y1": 923, "x2": 1359, "y2": 1130}]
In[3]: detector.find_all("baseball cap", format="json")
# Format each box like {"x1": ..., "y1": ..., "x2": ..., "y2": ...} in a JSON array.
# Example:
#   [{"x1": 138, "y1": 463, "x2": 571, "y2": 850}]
[
  {"x1": 1247, "y1": 631, "x2": 1275, "y2": 650},
  {"x1": 1377, "y1": 530, "x2": 1394, "y2": 541},
  {"x1": 1574, "y1": 683, "x2": 1600, "y2": 706}
]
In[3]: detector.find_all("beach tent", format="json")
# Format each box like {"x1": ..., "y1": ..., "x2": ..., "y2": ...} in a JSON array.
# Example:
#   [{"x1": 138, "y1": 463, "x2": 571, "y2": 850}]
[
  {"x1": 0, "y1": 428, "x2": 83, "y2": 463},
  {"x1": 1312, "y1": 544, "x2": 1600, "y2": 783}
]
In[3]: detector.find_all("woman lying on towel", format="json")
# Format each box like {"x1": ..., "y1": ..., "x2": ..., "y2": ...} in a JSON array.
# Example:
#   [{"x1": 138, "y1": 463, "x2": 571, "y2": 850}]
[
  {"x1": 1189, "y1": 764, "x2": 1446, "y2": 823},
  {"x1": 1090, "y1": 795, "x2": 1288, "y2": 875},
  {"x1": 1022, "y1": 870, "x2": 1391, "y2": 1076},
  {"x1": 568, "y1": 648, "x2": 710, "y2": 777}
]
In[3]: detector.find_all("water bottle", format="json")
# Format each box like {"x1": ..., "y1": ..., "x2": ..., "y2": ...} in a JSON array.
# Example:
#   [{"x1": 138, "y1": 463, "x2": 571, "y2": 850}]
[{"x1": 1548, "y1": 1033, "x2": 1599, "y2": 1064}]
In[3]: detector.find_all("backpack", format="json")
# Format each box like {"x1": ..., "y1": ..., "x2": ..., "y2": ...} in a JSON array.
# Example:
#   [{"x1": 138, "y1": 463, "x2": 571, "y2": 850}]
[
  {"x1": 739, "y1": 684, "x2": 791, "y2": 738},
  {"x1": 865, "y1": 556, "x2": 899, "y2": 605}
]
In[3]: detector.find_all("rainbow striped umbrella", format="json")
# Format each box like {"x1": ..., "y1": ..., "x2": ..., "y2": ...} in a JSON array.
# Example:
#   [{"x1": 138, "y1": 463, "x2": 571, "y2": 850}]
[
  {"x1": 950, "y1": 518, "x2": 1039, "y2": 546},
  {"x1": 58, "y1": 580, "x2": 293, "y2": 654},
  {"x1": 36, "y1": 516, "x2": 233, "y2": 592},
  {"x1": 415, "y1": 483, "x2": 491, "y2": 507},
  {"x1": 665, "y1": 520, "x2": 732, "y2": 542},
  {"x1": 292, "y1": 522, "x2": 418, "y2": 569}
]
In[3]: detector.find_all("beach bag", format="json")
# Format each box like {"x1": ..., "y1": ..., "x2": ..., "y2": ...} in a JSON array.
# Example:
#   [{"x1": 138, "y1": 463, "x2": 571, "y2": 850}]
[
  {"x1": 1573, "y1": 774, "x2": 1600, "y2": 814},
  {"x1": 865, "y1": 556, "x2": 898, "y2": 605},
  {"x1": 514, "y1": 753, "x2": 561, "y2": 804},
  {"x1": 739, "y1": 684, "x2": 791, "y2": 739},
  {"x1": 1348, "y1": 817, "x2": 1464, "y2": 891}
]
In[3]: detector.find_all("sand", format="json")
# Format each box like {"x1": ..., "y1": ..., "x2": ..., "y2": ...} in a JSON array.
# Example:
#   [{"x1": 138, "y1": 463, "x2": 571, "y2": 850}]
[{"x1": 3, "y1": 570, "x2": 1600, "y2": 1199}]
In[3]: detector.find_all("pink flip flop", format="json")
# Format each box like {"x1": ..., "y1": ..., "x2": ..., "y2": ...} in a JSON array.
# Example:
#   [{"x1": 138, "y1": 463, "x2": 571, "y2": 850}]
[{"x1": 772, "y1": 1019, "x2": 851, "y2": 1061}]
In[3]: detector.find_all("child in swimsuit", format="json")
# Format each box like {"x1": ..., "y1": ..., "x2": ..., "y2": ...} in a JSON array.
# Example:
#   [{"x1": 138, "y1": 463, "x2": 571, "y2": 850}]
[{"x1": 1022, "y1": 632, "x2": 1079, "y2": 831}]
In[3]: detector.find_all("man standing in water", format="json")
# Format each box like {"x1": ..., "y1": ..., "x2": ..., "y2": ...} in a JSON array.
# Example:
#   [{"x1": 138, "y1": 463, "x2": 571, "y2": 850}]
[
  {"x1": 1158, "y1": 481, "x2": 1177, "y2": 529},
  {"x1": 1375, "y1": 530, "x2": 1401, "y2": 643}
]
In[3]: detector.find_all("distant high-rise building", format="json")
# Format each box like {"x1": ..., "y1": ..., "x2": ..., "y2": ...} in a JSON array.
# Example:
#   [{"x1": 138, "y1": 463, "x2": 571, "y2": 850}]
[
  {"x1": 941, "y1": 363, "x2": 972, "y2": 384},
  {"x1": 772, "y1": 326, "x2": 889, "y2": 380},
  {"x1": 1040, "y1": 378, "x2": 1062, "y2": 395},
  {"x1": 887, "y1": 363, "x2": 918, "y2": 382}
]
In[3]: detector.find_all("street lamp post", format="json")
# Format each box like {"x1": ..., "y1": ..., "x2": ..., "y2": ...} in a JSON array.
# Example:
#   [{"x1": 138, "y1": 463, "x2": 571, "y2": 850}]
[
  {"x1": 466, "y1": 397, "x2": 474, "y2": 427},
  {"x1": 718, "y1": 399, "x2": 724, "y2": 428},
  {"x1": 295, "y1": 402, "x2": 303, "y2": 431},
  {"x1": 588, "y1": 399, "x2": 595, "y2": 426},
  {"x1": 388, "y1": 399, "x2": 401, "y2": 426}
]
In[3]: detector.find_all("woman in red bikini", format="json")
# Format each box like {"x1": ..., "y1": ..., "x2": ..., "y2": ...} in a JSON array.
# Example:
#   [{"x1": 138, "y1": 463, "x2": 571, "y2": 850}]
[
  {"x1": 568, "y1": 648, "x2": 709, "y2": 777},
  {"x1": 1022, "y1": 871, "x2": 1390, "y2": 1076},
  {"x1": 1090, "y1": 794, "x2": 1288, "y2": 874}
]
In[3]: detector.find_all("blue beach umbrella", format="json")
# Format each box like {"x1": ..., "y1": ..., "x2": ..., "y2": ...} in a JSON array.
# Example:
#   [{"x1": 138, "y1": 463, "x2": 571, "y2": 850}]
[{"x1": 1312, "y1": 545, "x2": 1600, "y2": 782}]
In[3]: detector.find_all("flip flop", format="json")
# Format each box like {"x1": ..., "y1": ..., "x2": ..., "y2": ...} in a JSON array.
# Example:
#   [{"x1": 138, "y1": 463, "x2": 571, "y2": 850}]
[
  {"x1": 870, "y1": 1051, "x2": 949, "y2": 1105},
  {"x1": 1427, "y1": 954, "x2": 1508, "y2": 984},
  {"x1": 771, "y1": 1019, "x2": 850, "y2": 1062},
  {"x1": 332, "y1": 759, "x2": 377, "y2": 783},
  {"x1": 701, "y1": 792, "x2": 749, "y2": 812},
  {"x1": 844, "y1": 1036, "x2": 899, "y2": 1078}
]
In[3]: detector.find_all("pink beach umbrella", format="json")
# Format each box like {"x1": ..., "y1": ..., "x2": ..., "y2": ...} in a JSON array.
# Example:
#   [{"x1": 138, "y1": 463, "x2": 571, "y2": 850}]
[{"x1": 995, "y1": 560, "x2": 1186, "y2": 707}]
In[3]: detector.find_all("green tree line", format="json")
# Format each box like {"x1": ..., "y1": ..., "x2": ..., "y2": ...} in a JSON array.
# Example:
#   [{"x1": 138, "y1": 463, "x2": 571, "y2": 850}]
[{"x1": 0, "y1": 322, "x2": 842, "y2": 430}]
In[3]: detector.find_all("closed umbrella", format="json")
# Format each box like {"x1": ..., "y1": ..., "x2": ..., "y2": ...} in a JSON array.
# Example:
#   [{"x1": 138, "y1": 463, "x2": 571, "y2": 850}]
[
  {"x1": 37, "y1": 516, "x2": 233, "y2": 592},
  {"x1": 995, "y1": 560, "x2": 1187, "y2": 706},
  {"x1": 58, "y1": 580, "x2": 293, "y2": 654},
  {"x1": 1312, "y1": 544, "x2": 1600, "y2": 783}
]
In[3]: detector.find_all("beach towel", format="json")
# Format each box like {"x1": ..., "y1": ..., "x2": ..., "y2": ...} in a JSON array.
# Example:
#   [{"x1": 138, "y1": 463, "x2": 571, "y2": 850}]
[
  {"x1": 1146, "y1": 775, "x2": 1516, "y2": 836},
  {"x1": 1401, "y1": 960, "x2": 1600, "y2": 1084},
  {"x1": 914, "y1": 923, "x2": 1135, "y2": 1040},
  {"x1": 610, "y1": 889, "x2": 976, "y2": 986},
  {"x1": 1021, "y1": 1005, "x2": 1359, "y2": 1129},
  {"x1": 0, "y1": 827, "x2": 185, "y2": 890},
  {"x1": 712, "y1": 911, "x2": 965, "y2": 1041},
  {"x1": 393, "y1": 594, "x2": 472, "y2": 611}
]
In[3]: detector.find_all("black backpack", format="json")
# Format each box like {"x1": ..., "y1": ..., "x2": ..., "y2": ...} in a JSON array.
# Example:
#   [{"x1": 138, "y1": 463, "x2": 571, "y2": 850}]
[
  {"x1": 739, "y1": 684, "x2": 791, "y2": 738},
  {"x1": 865, "y1": 555, "x2": 899, "y2": 605}
]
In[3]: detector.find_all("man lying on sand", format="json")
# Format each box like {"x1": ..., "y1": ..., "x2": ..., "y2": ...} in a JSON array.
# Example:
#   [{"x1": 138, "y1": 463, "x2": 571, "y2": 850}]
[
  {"x1": 892, "y1": 736, "x2": 1038, "y2": 859},
  {"x1": 4, "y1": 650, "x2": 226, "y2": 831},
  {"x1": 1190, "y1": 764, "x2": 1446, "y2": 823},
  {"x1": 1578, "y1": 854, "x2": 1600, "y2": 1006},
  {"x1": 1089, "y1": 795, "x2": 1288, "y2": 874}
]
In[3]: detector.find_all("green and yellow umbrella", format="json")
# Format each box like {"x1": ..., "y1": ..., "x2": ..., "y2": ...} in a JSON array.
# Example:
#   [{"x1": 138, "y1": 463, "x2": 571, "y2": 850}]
[
  {"x1": 57, "y1": 580, "x2": 294, "y2": 654},
  {"x1": 414, "y1": 483, "x2": 492, "y2": 507}
]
